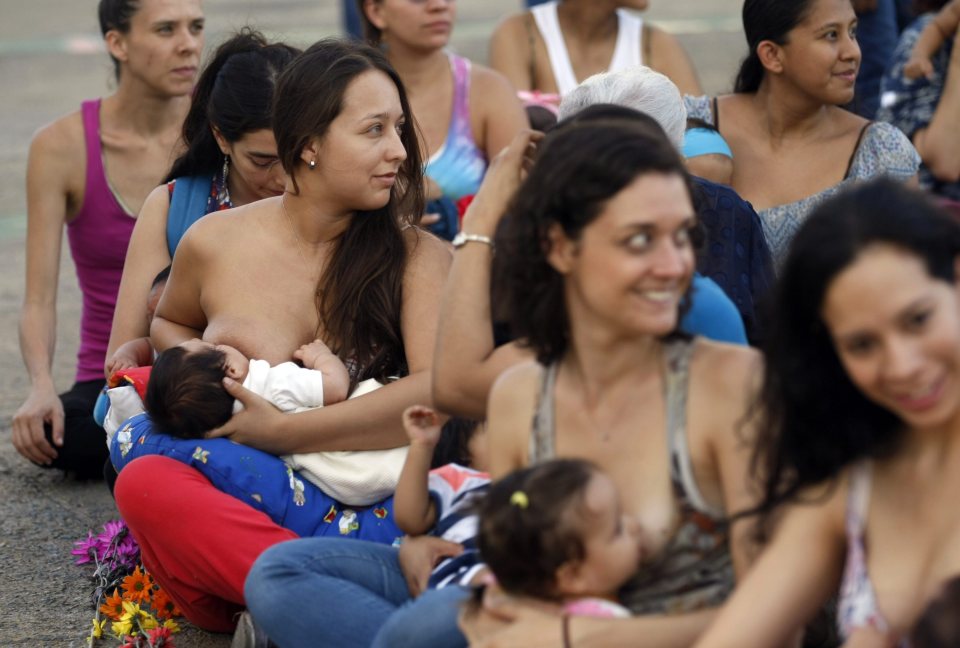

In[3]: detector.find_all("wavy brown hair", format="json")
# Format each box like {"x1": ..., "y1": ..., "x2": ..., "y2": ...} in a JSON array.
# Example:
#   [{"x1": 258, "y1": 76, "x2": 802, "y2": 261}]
[{"x1": 273, "y1": 39, "x2": 424, "y2": 382}]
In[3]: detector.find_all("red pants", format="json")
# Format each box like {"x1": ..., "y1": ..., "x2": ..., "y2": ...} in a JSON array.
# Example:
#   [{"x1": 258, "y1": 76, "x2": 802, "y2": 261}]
[{"x1": 114, "y1": 456, "x2": 297, "y2": 632}]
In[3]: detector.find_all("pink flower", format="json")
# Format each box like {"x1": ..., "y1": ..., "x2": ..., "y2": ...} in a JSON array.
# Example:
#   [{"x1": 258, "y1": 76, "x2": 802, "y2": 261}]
[{"x1": 71, "y1": 532, "x2": 99, "y2": 565}]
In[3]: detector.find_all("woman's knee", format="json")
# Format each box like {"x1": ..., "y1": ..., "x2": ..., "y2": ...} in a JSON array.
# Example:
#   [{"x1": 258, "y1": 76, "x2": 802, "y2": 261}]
[{"x1": 114, "y1": 456, "x2": 206, "y2": 527}]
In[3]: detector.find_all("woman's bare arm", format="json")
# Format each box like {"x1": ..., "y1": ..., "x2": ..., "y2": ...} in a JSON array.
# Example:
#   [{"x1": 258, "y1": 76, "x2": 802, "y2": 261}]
[
  {"x1": 13, "y1": 117, "x2": 82, "y2": 465},
  {"x1": 489, "y1": 14, "x2": 535, "y2": 92},
  {"x1": 473, "y1": 65, "x2": 530, "y2": 161},
  {"x1": 212, "y1": 230, "x2": 452, "y2": 453},
  {"x1": 912, "y1": 29, "x2": 960, "y2": 182},
  {"x1": 106, "y1": 184, "x2": 173, "y2": 373},
  {"x1": 646, "y1": 26, "x2": 703, "y2": 96},
  {"x1": 694, "y1": 486, "x2": 847, "y2": 648},
  {"x1": 149, "y1": 222, "x2": 208, "y2": 350},
  {"x1": 432, "y1": 131, "x2": 540, "y2": 418}
]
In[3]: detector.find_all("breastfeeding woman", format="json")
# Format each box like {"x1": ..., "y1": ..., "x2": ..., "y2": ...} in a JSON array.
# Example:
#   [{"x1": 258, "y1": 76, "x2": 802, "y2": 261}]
[
  {"x1": 695, "y1": 180, "x2": 960, "y2": 646},
  {"x1": 113, "y1": 39, "x2": 451, "y2": 632}
]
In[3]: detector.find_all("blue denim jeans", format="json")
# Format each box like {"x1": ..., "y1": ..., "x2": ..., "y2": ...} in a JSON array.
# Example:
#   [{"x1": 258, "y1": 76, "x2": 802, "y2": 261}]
[{"x1": 245, "y1": 537, "x2": 468, "y2": 648}]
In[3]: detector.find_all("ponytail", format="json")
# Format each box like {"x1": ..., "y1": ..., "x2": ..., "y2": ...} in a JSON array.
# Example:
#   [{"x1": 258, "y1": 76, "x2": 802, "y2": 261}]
[
  {"x1": 166, "y1": 28, "x2": 300, "y2": 181},
  {"x1": 734, "y1": 0, "x2": 816, "y2": 94}
]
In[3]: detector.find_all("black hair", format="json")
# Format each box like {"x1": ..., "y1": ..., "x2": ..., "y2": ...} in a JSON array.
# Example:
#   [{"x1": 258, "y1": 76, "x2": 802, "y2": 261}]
[
  {"x1": 911, "y1": 576, "x2": 960, "y2": 648},
  {"x1": 913, "y1": 0, "x2": 951, "y2": 15},
  {"x1": 735, "y1": 0, "x2": 817, "y2": 93},
  {"x1": 166, "y1": 29, "x2": 300, "y2": 181},
  {"x1": 477, "y1": 459, "x2": 598, "y2": 600},
  {"x1": 431, "y1": 418, "x2": 481, "y2": 469},
  {"x1": 494, "y1": 104, "x2": 697, "y2": 365},
  {"x1": 151, "y1": 265, "x2": 171, "y2": 289},
  {"x1": 273, "y1": 38, "x2": 424, "y2": 384},
  {"x1": 753, "y1": 179, "x2": 960, "y2": 526},
  {"x1": 98, "y1": 0, "x2": 140, "y2": 80},
  {"x1": 144, "y1": 346, "x2": 234, "y2": 439}
]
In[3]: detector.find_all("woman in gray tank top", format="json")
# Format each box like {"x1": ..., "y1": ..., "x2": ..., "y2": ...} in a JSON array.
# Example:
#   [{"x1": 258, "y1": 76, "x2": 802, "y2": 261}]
[{"x1": 460, "y1": 107, "x2": 763, "y2": 646}]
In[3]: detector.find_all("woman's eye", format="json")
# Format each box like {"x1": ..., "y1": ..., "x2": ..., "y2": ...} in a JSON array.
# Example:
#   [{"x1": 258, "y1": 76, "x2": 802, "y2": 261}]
[
  {"x1": 907, "y1": 310, "x2": 931, "y2": 330},
  {"x1": 395, "y1": 122, "x2": 405, "y2": 136},
  {"x1": 824, "y1": 30, "x2": 838, "y2": 40},
  {"x1": 844, "y1": 338, "x2": 874, "y2": 356},
  {"x1": 157, "y1": 24, "x2": 173, "y2": 34},
  {"x1": 674, "y1": 227, "x2": 692, "y2": 246},
  {"x1": 368, "y1": 124, "x2": 383, "y2": 135},
  {"x1": 626, "y1": 233, "x2": 651, "y2": 249}
]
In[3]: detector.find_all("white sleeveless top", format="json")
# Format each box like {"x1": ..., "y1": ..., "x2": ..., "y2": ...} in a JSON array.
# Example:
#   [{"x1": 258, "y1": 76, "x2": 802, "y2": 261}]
[{"x1": 531, "y1": 0, "x2": 644, "y2": 96}]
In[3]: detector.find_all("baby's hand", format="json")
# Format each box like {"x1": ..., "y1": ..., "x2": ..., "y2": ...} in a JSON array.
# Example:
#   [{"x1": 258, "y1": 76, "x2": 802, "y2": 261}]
[
  {"x1": 105, "y1": 351, "x2": 139, "y2": 377},
  {"x1": 293, "y1": 339, "x2": 334, "y2": 369},
  {"x1": 402, "y1": 405, "x2": 442, "y2": 447},
  {"x1": 904, "y1": 55, "x2": 935, "y2": 80}
]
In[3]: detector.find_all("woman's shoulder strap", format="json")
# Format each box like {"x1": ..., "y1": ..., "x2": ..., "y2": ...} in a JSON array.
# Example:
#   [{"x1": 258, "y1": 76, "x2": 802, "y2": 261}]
[
  {"x1": 167, "y1": 175, "x2": 215, "y2": 257},
  {"x1": 529, "y1": 361, "x2": 558, "y2": 464}
]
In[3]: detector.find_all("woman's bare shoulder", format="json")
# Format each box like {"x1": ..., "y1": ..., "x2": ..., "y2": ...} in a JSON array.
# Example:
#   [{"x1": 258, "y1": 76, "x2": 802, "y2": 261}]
[
  {"x1": 402, "y1": 225, "x2": 453, "y2": 262},
  {"x1": 490, "y1": 11, "x2": 530, "y2": 43},
  {"x1": 491, "y1": 358, "x2": 543, "y2": 402},
  {"x1": 691, "y1": 338, "x2": 763, "y2": 403},
  {"x1": 30, "y1": 109, "x2": 85, "y2": 166}
]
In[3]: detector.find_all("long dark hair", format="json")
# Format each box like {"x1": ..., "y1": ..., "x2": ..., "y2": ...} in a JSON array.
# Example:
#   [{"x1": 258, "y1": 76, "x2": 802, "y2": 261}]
[
  {"x1": 734, "y1": 0, "x2": 817, "y2": 93},
  {"x1": 273, "y1": 38, "x2": 424, "y2": 382},
  {"x1": 494, "y1": 104, "x2": 696, "y2": 365},
  {"x1": 754, "y1": 179, "x2": 960, "y2": 523},
  {"x1": 166, "y1": 30, "x2": 299, "y2": 181}
]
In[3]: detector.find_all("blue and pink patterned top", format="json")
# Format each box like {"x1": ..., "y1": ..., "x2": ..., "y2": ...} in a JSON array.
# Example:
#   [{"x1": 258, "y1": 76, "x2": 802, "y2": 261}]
[{"x1": 425, "y1": 53, "x2": 488, "y2": 201}]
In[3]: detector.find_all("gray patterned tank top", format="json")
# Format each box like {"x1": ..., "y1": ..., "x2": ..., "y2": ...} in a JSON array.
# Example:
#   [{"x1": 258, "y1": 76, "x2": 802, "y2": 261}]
[{"x1": 530, "y1": 338, "x2": 734, "y2": 614}]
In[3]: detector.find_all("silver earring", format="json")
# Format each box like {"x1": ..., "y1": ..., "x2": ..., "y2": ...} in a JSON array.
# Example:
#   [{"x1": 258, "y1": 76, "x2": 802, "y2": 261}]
[
  {"x1": 222, "y1": 154, "x2": 230, "y2": 180},
  {"x1": 308, "y1": 159, "x2": 317, "y2": 170}
]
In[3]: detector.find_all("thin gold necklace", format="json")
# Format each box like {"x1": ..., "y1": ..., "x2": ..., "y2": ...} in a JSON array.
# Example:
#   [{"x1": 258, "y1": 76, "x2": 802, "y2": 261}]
[{"x1": 280, "y1": 195, "x2": 320, "y2": 280}]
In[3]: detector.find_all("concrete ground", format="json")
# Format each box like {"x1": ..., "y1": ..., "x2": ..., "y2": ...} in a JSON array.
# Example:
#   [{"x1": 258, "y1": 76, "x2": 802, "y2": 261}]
[{"x1": 0, "y1": 0, "x2": 745, "y2": 645}]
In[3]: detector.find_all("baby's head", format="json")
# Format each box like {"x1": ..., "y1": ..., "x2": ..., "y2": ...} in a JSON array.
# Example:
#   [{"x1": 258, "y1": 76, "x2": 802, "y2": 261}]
[
  {"x1": 146, "y1": 265, "x2": 171, "y2": 323},
  {"x1": 432, "y1": 418, "x2": 488, "y2": 472},
  {"x1": 682, "y1": 119, "x2": 733, "y2": 186},
  {"x1": 144, "y1": 340, "x2": 249, "y2": 439},
  {"x1": 911, "y1": 576, "x2": 960, "y2": 648},
  {"x1": 477, "y1": 459, "x2": 642, "y2": 603}
]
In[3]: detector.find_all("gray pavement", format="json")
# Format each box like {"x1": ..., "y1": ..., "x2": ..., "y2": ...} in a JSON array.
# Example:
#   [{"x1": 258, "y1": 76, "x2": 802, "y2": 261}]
[{"x1": 0, "y1": 1, "x2": 745, "y2": 644}]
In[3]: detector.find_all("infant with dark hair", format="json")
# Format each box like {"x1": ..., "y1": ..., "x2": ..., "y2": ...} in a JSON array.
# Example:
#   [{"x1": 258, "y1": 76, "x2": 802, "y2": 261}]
[{"x1": 144, "y1": 338, "x2": 407, "y2": 505}]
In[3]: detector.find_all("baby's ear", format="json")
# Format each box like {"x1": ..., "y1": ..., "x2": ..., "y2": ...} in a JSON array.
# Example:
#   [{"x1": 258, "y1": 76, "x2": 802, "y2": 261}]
[{"x1": 554, "y1": 560, "x2": 590, "y2": 597}]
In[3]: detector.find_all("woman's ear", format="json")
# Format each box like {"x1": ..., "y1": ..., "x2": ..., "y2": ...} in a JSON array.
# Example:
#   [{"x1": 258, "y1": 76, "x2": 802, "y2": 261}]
[
  {"x1": 545, "y1": 223, "x2": 576, "y2": 274},
  {"x1": 757, "y1": 40, "x2": 785, "y2": 76},
  {"x1": 211, "y1": 127, "x2": 230, "y2": 156},
  {"x1": 104, "y1": 30, "x2": 129, "y2": 66},
  {"x1": 300, "y1": 138, "x2": 321, "y2": 169},
  {"x1": 362, "y1": 0, "x2": 387, "y2": 31}
]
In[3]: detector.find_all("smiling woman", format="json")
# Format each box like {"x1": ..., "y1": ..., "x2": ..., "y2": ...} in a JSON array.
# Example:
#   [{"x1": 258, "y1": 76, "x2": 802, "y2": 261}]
[
  {"x1": 12, "y1": 0, "x2": 202, "y2": 479},
  {"x1": 683, "y1": 0, "x2": 919, "y2": 264},
  {"x1": 694, "y1": 179, "x2": 960, "y2": 647}
]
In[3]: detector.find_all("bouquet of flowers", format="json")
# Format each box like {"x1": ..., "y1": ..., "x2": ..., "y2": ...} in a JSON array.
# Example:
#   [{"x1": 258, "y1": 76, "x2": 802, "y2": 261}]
[{"x1": 73, "y1": 520, "x2": 182, "y2": 647}]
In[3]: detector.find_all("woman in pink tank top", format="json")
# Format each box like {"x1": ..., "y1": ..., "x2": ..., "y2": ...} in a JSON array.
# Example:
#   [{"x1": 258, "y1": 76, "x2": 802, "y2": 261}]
[{"x1": 12, "y1": 0, "x2": 203, "y2": 479}]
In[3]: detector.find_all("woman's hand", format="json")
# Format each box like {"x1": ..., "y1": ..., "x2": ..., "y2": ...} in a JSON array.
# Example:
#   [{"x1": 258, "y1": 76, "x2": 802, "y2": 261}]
[
  {"x1": 12, "y1": 385, "x2": 63, "y2": 465},
  {"x1": 460, "y1": 591, "x2": 564, "y2": 648},
  {"x1": 397, "y1": 535, "x2": 463, "y2": 597},
  {"x1": 460, "y1": 130, "x2": 542, "y2": 238},
  {"x1": 207, "y1": 377, "x2": 284, "y2": 449}
]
